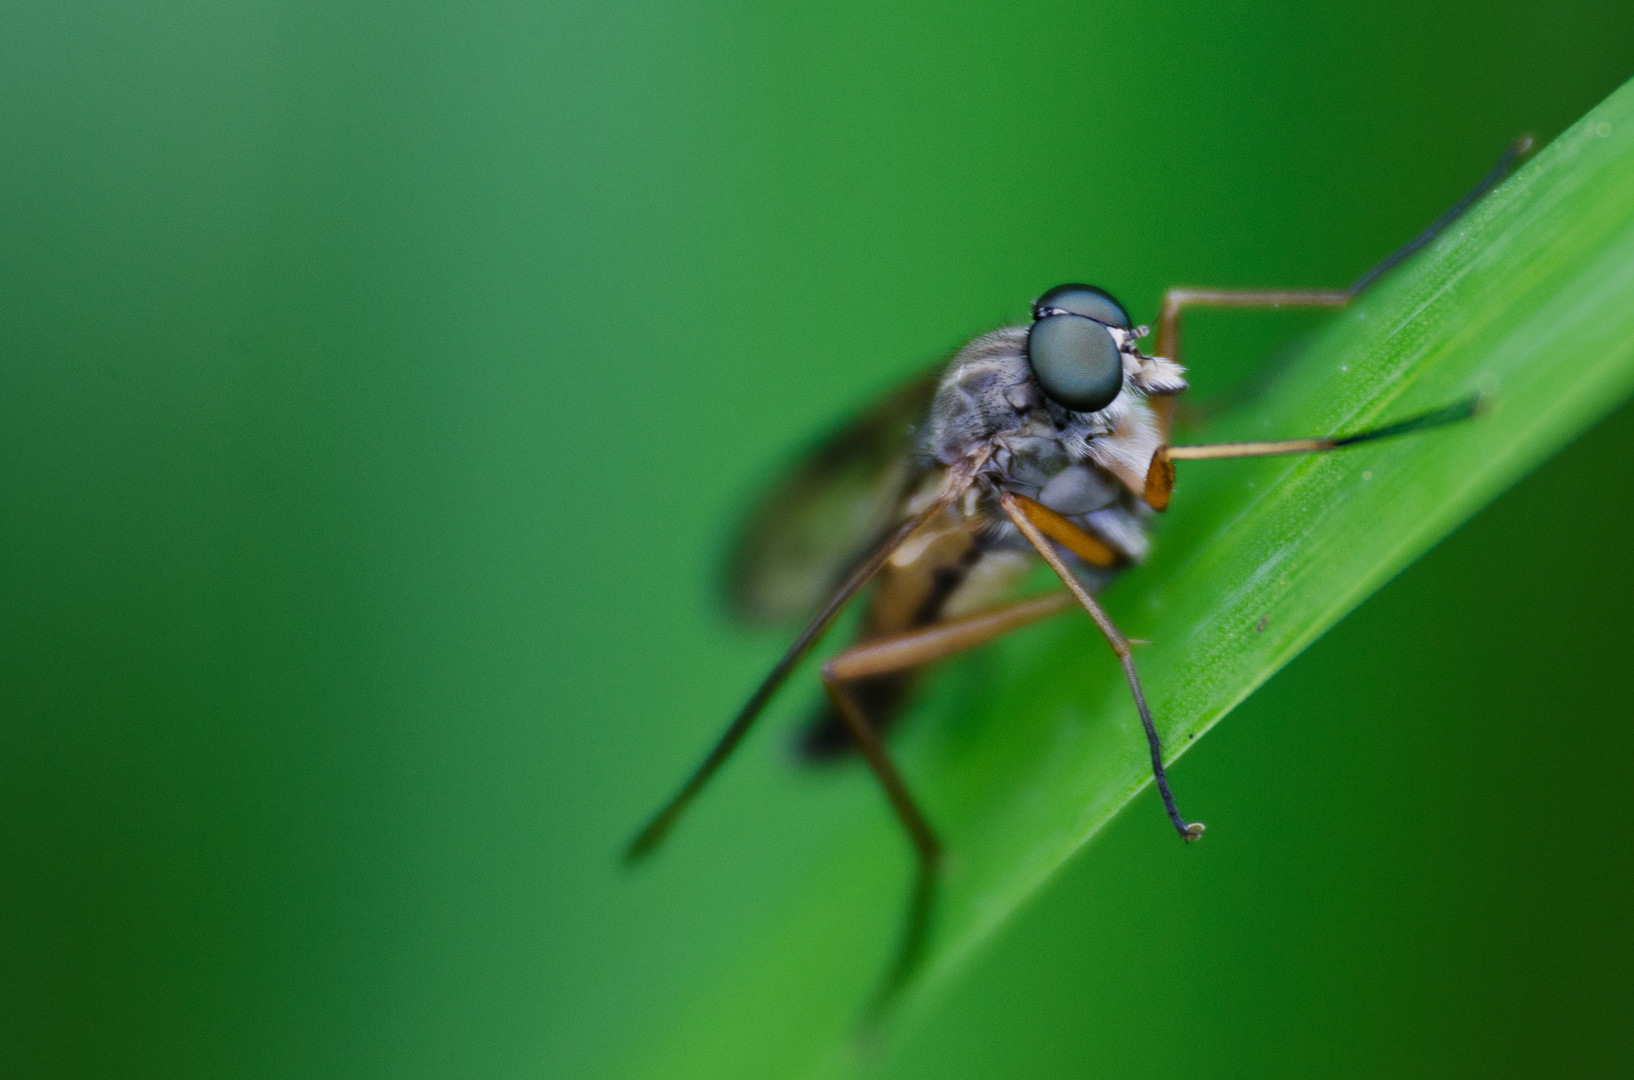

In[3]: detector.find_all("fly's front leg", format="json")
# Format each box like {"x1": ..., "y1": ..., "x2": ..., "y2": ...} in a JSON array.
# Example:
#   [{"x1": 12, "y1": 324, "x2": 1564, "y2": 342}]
[
  {"x1": 1000, "y1": 493, "x2": 1205, "y2": 842},
  {"x1": 820, "y1": 589, "x2": 1077, "y2": 1005},
  {"x1": 1144, "y1": 391, "x2": 1485, "y2": 511},
  {"x1": 1153, "y1": 288, "x2": 1350, "y2": 369},
  {"x1": 1147, "y1": 287, "x2": 1350, "y2": 438},
  {"x1": 1149, "y1": 136, "x2": 1532, "y2": 434},
  {"x1": 1154, "y1": 136, "x2": 1535, "y2": 364},
  {"x1": 1150, "y1": 285, "x2": 1339, "y2": 441}
]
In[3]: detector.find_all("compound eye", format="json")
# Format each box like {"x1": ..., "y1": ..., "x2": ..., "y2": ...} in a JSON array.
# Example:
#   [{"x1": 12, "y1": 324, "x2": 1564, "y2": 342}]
[
  {"x1": 1027, "y1": 315, "x2": 1125, "y2": 412},
  {"x1": 1031, "y1": 283, "x2": 1132, "y2": 329}
]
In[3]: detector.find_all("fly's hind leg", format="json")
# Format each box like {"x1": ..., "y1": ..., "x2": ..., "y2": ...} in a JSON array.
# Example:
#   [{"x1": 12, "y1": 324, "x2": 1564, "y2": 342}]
[
  {"x1": 820, "y1": 677, "x2": 940, "y2": 1010},
  {"x1": 820, "y1": 590, "x2": 1077, "y2": 1008}
]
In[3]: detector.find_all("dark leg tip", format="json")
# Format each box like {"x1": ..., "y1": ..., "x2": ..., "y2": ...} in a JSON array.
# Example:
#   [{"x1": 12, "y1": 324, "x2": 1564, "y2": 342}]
[
  {"x1": 1181, "y1": 822, "x2": 1206, "y2": 842},
  {"x1": 623, "y1": 812, "x2": 675, "y2": 865}
]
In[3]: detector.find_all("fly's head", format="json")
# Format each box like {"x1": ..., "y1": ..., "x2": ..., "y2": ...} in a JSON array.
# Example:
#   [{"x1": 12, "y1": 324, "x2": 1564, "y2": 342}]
[{"x1": 1027, "y1": 284, "x2": 1187, "y2": 410}]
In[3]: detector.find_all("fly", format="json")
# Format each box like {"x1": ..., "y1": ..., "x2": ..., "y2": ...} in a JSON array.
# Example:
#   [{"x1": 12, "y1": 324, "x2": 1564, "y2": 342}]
[{"x1": 625, "y1": 137, "x2": 1532, "y2": 1012}]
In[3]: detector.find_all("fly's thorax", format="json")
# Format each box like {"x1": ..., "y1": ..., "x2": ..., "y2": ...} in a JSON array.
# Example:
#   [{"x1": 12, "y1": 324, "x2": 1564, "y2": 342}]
[
  {"x1": 922, "y1": 327, "x2": 1040, "y2": 467},
  {"x1": 916, "y1": 318, "x2": 1187, "y2": 568}
]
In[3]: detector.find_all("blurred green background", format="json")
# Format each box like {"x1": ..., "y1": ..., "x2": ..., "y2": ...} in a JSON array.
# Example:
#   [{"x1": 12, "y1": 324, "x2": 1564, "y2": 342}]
[{"x1": 3, "y1": 2, "x2": 1633, "y2": 1078}]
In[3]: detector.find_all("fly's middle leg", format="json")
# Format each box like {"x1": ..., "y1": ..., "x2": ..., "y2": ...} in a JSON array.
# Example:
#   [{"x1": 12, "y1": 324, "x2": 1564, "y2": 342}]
[{"x1": 1001, "y1": 493, "x2": 1205, "y2": 842}]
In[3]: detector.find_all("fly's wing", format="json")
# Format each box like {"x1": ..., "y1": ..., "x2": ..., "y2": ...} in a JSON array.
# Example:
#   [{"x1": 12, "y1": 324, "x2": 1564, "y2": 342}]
[{"x1": 723, "y1": 366, "x2": 941, "y2": 626}]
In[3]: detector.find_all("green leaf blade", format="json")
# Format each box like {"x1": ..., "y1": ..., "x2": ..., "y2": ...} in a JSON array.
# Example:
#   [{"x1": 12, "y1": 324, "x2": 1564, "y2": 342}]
[{"x1": 616, "y1": 79, "x2": 1634, "y2": 1080}]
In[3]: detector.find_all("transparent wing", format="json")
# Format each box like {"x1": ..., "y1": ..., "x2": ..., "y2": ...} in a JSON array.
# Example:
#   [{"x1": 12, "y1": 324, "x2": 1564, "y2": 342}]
[{"x1": 723, "y1": 366, "x2": 941, "y2": 626}]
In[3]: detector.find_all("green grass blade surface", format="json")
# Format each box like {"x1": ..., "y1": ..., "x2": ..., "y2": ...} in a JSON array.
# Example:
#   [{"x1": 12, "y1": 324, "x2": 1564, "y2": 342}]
[{"x1": 614, "y1": 80, "x2": 1634, "y2": 1080}]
